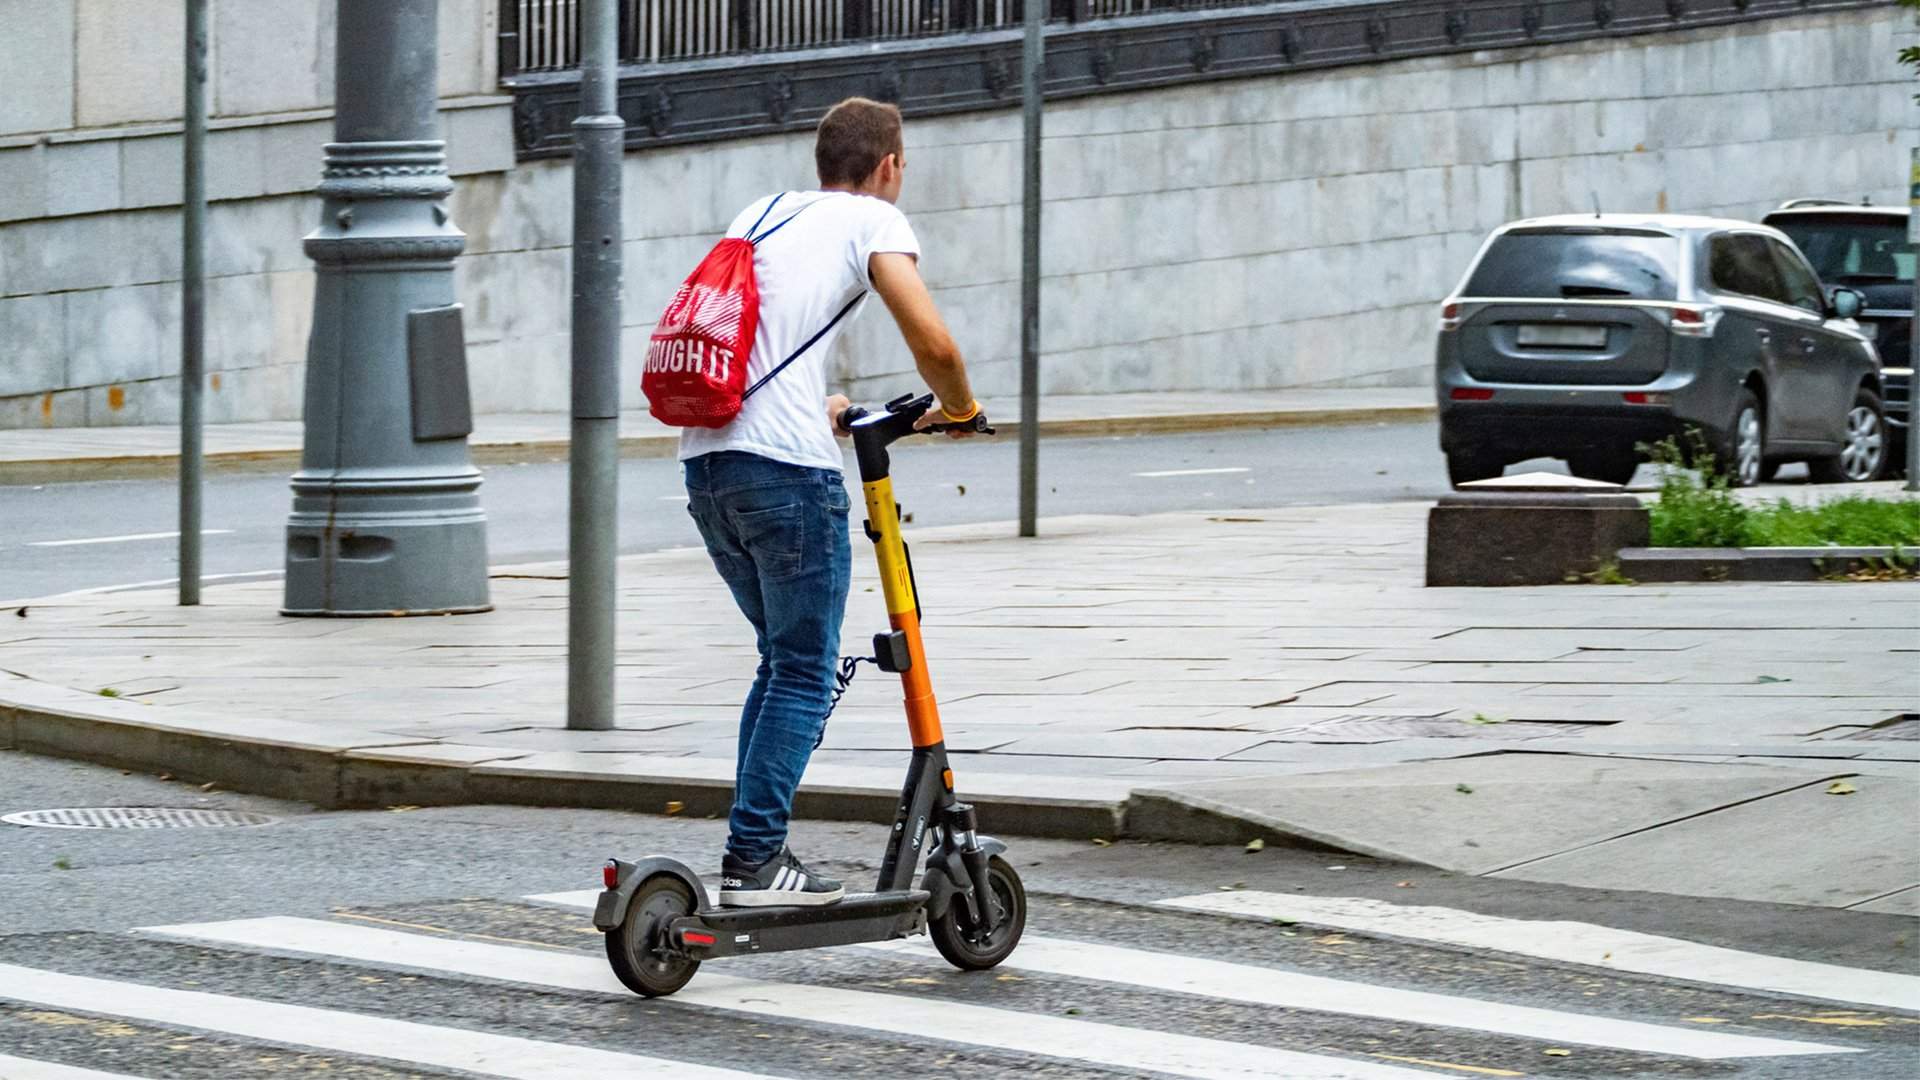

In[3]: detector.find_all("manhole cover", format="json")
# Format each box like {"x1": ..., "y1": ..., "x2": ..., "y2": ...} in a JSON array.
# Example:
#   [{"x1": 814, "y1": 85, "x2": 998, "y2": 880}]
[{"x1": 1, "y1": 807, "x2": 279, "y2": 829}]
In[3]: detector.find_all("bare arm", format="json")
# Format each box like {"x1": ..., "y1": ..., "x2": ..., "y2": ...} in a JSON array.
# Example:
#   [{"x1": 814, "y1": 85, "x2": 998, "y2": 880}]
[{"x1": 869, "y1": 252, "x2": 977, "y2": 423}]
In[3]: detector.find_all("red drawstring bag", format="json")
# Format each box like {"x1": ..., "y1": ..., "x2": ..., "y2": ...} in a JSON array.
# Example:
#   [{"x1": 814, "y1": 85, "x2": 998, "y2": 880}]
[{"x1": 643, "y1": 193, "x2": 860, "y2": 428}]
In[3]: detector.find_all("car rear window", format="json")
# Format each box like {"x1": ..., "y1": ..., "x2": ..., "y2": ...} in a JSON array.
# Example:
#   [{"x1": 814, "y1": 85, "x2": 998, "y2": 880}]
[
  {"x1": 1462, "y1": 228, "x2": 1680, "y2": 301},
  {"x1": 1766, "y1": 215, "x2": 1915, "y2": 285}
]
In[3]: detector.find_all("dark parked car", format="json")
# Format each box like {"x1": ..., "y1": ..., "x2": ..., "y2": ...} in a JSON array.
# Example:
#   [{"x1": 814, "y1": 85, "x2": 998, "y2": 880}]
[
  {"x1": 1762, "y1": 200, "x2": 1911, "y2": 476},
  {"x1": 1436, "y1": 214, "x2": 1884, "y2": 487}
]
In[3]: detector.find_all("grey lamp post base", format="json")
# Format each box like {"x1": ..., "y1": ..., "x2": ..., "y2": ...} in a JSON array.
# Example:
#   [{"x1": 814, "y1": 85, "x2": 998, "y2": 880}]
[{"x1": 283, "y1": 0, "x2": 490, "y2": 618}]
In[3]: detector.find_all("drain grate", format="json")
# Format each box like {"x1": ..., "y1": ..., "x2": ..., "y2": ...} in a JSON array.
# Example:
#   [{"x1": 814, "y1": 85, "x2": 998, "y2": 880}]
[{"x1": 1, "y1": 807, "x2": 279, "y2": 830}]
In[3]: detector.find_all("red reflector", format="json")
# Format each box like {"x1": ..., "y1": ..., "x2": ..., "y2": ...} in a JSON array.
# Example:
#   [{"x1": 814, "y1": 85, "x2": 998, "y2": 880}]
[
  {"x1": 1622, "y1": 392, "x2": 1670, "y2": 406},
  {"x1": 683, "y1": 931, "x2": 716, "y2": 946},
  {"x1": 1670, "y1": 307, "x2": 1705, "y2": 324},
  {"x1": 602, "y1": 861, "x2": 619, "y2": 889},
  {"x1": 1442, "y1": 303, "x2": 1460, "y2": 320},
  {"x1": 1450, "y1": 388, "x2": 1495, "y2": 401}
]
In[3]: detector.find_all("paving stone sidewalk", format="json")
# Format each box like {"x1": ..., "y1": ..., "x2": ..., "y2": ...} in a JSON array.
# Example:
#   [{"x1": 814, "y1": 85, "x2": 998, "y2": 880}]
[
  {"x1": 2, "y1": 500, "x2": 1914, "y2": 911},
  {"x1": 0, "y1": 387, "x2": 1433, "y2": 483}
]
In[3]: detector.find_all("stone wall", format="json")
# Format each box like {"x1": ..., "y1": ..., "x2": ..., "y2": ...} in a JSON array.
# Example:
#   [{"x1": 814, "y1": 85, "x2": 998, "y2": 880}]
[{"x1": 0, "y1": 4, "x2": 1911, "y2": 427}]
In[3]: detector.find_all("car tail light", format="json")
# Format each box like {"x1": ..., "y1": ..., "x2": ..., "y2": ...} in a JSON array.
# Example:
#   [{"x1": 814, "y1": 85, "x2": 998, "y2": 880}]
[
  {"x1": 1439, "y1": 302, "x2": 1463, "y2": 332},
  {"x1": 603, "y1": 860, "x2": 619, "y2": 889},
  {"x1": 1668, "y1": 305, "x2": 1721, "y2": 338},
  {"x1": 1622, "y1": 392, "x2": 1671, "y2": 406},
  {"x1": 1450, "y1": 387, "x2": 1495, "y2": 401}
]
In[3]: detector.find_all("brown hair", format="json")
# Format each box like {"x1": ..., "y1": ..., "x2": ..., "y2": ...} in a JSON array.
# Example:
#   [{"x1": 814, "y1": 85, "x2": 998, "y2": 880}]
[{"x1": 815, "y1": 98, "x2": 903, "y2": 187}]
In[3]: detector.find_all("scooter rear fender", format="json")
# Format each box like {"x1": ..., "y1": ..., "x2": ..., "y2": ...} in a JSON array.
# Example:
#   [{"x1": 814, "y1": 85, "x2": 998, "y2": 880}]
[{"x1": 594, "y1": 856, "x2": 710, "y2": 932}]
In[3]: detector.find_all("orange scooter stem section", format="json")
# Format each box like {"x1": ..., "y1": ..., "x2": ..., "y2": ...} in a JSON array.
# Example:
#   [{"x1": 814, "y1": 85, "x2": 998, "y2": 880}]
[{"x1": 889, "y1": 606, "x2": 944, "y2": 749}]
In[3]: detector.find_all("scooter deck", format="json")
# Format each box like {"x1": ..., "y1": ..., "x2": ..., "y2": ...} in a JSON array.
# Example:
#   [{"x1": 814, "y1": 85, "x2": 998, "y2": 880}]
[{"x1": 672, "y1": 889, "x2": 930, "y2": 957}]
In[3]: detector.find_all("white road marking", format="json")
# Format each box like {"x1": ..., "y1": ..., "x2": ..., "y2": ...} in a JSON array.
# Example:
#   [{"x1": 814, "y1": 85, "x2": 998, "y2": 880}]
[
  {"x1": 859, "y1": 935, "x2": 1845, "y2": 1059},
  {"x1": 1133, "y1": 467, "x2": 1251, "y2": 478},
  {"x1": 144, "y1": 917, "x2": 1438, "y2": 1080},
  {"x1": 0, "y1": 1054, "x2": 152, "y2": 1080},
  {"x1": 8, "y1": 569, "x2": 282, "y2": 605},
  {"x1": 0, "y1": 961, "x2": 772, "y2": 1080},
  {"x1": 29, "y1": 530, "x2": 232, "y2": 548},
  {"x1": 532, "y1": 888, "x2": 1851, "y2": 1058},
  {"x1": 1160, "y1": 891, "x2": 1920, "y2": 1013}
]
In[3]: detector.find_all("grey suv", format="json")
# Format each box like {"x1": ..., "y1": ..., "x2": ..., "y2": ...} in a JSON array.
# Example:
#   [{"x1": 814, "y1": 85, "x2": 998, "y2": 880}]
[
  {"x1": 1761, "y1": 200, "x2": 1911, "y2": 476},
  {"x1": 1436, "y1": 214, "x2": 1884, "y2": 487}
]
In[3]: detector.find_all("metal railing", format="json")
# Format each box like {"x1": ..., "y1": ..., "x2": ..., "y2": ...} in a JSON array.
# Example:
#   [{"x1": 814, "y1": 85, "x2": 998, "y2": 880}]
[{"x1": 502, "y1": 0, "x2": 1118, "y2": 73}]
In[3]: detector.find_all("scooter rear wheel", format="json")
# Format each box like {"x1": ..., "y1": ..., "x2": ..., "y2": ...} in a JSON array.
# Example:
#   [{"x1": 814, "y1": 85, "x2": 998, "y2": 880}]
[
  {"x1": 929, "y1": 855, "x2": 1026, "y2": 971},
  {"x1": 605, "y1": 872, "x2": 701, "y2": 997}
]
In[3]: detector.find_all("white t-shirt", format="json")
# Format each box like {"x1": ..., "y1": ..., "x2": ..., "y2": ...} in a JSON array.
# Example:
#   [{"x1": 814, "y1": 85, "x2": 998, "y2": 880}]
[{"x1": 677, "y1": 191, "x2": 920, "y2": 472}]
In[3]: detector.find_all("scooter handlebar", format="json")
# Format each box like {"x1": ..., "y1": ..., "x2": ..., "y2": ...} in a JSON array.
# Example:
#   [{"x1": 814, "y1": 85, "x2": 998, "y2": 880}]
[{"x1": 837, "y1": 394, "x2": 995, "y2": 437}]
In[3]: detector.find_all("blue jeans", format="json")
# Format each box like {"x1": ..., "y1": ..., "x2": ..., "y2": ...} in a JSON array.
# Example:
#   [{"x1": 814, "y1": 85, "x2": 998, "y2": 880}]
[{"x1": 684, "y1": 451, "x2": 852, "y2": 866}]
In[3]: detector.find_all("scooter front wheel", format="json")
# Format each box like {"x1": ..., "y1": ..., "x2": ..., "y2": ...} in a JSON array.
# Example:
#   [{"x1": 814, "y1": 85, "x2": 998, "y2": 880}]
[
  {"x1": 929, "y1": 854, "x2": 1026, "y2": 971},
  {"x1": 605, "y1": 872, "x2": 701, "y2": 997}
]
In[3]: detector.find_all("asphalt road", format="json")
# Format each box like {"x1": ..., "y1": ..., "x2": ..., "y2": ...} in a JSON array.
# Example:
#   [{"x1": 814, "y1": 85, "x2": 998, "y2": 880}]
[
  {"x1": 1, "y1": 752, "x2": 1915, "y2": 1079},
  {"x1": 0, "y1": 420, "x2": 1455, "y2": 602}
]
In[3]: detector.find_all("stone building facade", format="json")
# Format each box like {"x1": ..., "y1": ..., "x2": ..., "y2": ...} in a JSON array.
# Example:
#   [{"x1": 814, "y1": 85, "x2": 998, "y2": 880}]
[{"x1": 0, "y1": 1, "x2": 1911, "y2": 428}]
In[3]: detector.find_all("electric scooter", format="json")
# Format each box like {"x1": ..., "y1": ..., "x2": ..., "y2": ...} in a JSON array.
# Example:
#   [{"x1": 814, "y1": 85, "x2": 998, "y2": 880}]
[{"x1": 594, "y1": 392, "x2": 1026, "y2": 997}]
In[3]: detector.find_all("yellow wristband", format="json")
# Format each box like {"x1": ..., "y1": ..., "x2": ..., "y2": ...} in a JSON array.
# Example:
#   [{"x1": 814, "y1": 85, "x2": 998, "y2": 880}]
[{"x1": 939, "y1": 400, "x2": 980, "y2": 423}]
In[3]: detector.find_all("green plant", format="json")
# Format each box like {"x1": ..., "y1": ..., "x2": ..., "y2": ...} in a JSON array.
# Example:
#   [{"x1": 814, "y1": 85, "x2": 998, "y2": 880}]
[
  {"x1": 96, "y1": 688, "x2": 121, "y2": 698},
  {"x1": 1643, "y1": 437, "x2": 1748, "y2": 548},
  {"x1": 1578, "y1": 560, "x2": 1636, "y2": 586},
  {"x1": 1741, "y1": 498, "x2": 1920, "y2": 548},
  {"x1": 1903, "y1": 0, "x2": 1920, "y2": 101}
]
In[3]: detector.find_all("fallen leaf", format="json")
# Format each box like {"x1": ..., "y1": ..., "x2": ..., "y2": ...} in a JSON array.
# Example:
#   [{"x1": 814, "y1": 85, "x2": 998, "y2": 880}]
[
  {"x1": 1395, "y1": 880, "x2": 1416, "y2": 888},
  {"x1": 664, "y1": 800, "x2": 685, "y2": 815},
  {"x1": 1543, "y1": 1048, "x2": 1572, "y2": 1057},
  {"x1": 1314, "y1": 934, "x2": 1351, "y2": 945},
  {"x1": 14, "y1": 606, "x2": 25, "y2": 618},
  {"x1": 1090, "y1": 837, "x2": 1111, "y2": 847},
  {"x1": 1063, "y1": 1007, "x2": 1082, "y2": 1016},
  {"x1": 199, "y1": 781, "x2": 218, "y2": 792},
  {"x1": 1244, "y1": 838, "x2": 1265, "y2": 853},
  {"x1": 1464, "y1": 713, "x2": 1506, "y2": 725},
  {"x1": 995, "y1": 974, "x2": 1024, "y2": 982},
  {"x1": 1826, "y1": 781, "x2": 1857, "y2": 796},
  {"x1": 1754, "y1": 675, "x2": 1791, "y2": 684},
  {"x1": 896, "y1": 977, "x2": 939, "y2": 986},
  {"x1": 956, "y1": 484, "x2": 967, "y2": 496},
  {"x1": 1682, "y1": 1017, "x2": 1729, "y2": 1024},
  {"x1": 386, "y1": 805, "x2": 420, "y2": 812},
  {"x1": 1455, "y1": 783, "x2": 1474, "y2": 794}
]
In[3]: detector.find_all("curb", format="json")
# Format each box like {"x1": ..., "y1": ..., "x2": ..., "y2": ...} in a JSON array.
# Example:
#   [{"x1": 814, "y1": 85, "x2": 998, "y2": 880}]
[
  {"x1": 0, "y1": 676, "x2": 1133, "y2": 843},
  {"x1": 1616, "y1": 546, "x2": 1915, "y2": 582},
  {"x1": 0, "y1": 405, "x2": 1436, "y2": 486}
]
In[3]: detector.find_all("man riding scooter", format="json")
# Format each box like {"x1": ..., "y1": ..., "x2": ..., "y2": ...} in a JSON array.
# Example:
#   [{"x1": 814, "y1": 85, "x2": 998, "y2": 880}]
[{"x1": 673, "y1": 98, "x2": 987, "y2": 907}]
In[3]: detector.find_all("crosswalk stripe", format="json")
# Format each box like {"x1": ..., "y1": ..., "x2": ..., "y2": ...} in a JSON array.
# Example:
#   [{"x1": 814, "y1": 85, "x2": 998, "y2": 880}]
[
  {"x1": 143, "y1": 916, "x2": 1442, "y2": 1079},
  {"x1": 1159, "y1": 891, "x2": 1920, "y2": 1014},
  {"x1": 526, "y1": 890, "x2": 1846, "y2": 1059},
  {"x1": 0, "y1": 961, "x2": 775, "y2": 1080},
  {"x1": 859, "y1": 935, "x2": 1849, "y2": 1059},
  {"x1": 0, "y1": 1054, "x2": 152, "y2": 1080}
]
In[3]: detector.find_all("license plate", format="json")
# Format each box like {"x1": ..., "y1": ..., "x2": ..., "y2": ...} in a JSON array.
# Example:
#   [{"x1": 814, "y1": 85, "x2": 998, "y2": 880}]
[{"x1": 1517, "y1": 324, "x2": 1608, "y2": 348}]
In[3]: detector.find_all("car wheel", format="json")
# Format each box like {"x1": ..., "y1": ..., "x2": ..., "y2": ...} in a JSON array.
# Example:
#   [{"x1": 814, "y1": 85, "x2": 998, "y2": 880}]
[
  {"x1": 1808, "y1": 388, "x2": 1886, "y2": 484},
  {"x1": 1446, "y1": 449, "x2": 1503, "y2": 487},
  {"x1": 1568, "y1": 451, "x2": 1638, "y2": 486},
  {"x1": 1719, "y1": 389, "x2": 1764, "y2": 488}
]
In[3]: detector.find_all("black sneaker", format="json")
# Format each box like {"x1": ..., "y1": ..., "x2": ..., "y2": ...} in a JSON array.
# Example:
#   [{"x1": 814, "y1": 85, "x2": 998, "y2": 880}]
[{"x1": 718, "y1": 847, "x2": 845, "y2": 908}]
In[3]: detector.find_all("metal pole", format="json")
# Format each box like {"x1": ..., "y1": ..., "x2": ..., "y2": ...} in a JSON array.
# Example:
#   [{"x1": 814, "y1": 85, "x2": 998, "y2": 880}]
[
  {"x1": 1017, "y1": 0, "x2": 1044, "y2": 539},
  {"x1": 285, "y1": 0, "x2": 489, "y2": 617},
  {"x1": 568, "y1": 0, "x2": 624, "y2": 730},
  {"x1": 180, "y1": 0, "x2": 207, "y2": 606},
  {"x1": 1907, "y1": 147, "x2": 1919, "y2": 492}
]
